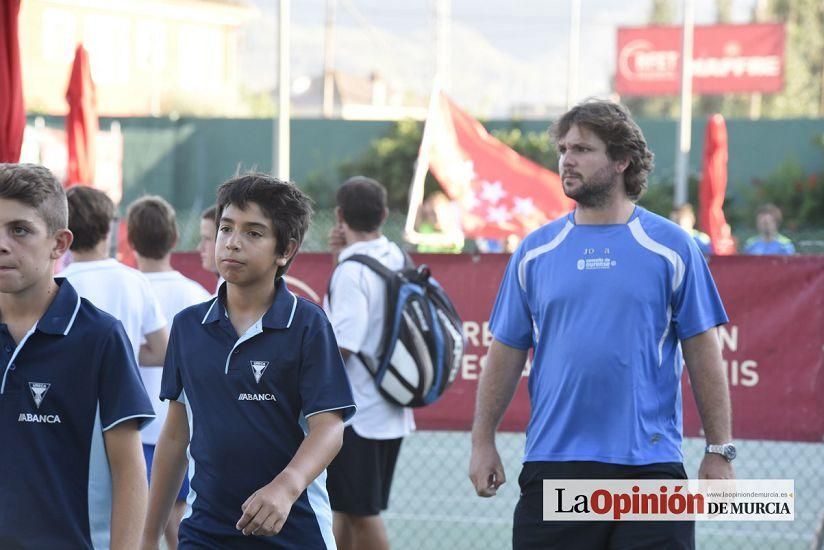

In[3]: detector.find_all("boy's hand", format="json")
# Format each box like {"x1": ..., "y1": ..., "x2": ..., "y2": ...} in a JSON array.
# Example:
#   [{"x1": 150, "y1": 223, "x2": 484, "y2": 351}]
[
  {"x1": 236, "y1": 474, "x2": 302, "y2": 537},
  {"x1": 328, "y1": 225, "x2": 346, "y2": 263}
]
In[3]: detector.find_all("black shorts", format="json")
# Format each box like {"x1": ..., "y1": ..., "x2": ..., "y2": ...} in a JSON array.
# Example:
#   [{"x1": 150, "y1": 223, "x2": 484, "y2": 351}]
[
  {"x1": 513, "y1": 461, "x2": 695, "y2": 550},
  {"x1": 326, "y1": 426, "x2": 403, "y2": 516}
]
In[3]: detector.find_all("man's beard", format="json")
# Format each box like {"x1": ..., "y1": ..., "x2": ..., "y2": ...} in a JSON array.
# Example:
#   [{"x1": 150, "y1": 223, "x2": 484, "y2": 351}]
[{"x1": 563, "y1": 165, "x2": 619, "y2": 208}]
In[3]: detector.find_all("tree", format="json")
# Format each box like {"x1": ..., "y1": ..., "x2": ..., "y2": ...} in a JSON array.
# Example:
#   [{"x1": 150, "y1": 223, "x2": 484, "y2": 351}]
[{"x1": 760, "y1": 0, "x2": 824, "y2": 116}]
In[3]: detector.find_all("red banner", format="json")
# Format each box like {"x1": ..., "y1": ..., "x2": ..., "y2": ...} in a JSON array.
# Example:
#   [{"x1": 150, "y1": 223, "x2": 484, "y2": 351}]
[
  {"x1": 616, "y1": 24, "x2": 785, "y2": 96},
  {"x1": 173, "y1": 252, "x2": 824, "y2": 443}
]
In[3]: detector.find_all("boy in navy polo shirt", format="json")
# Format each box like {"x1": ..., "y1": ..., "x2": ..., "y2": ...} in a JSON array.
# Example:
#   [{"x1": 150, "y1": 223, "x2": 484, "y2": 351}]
[
  {"x1": 143, "y1": 173, "x2": 355, "y2": 549},
  {"x1": 0, "y1": 163, "x2": 155, "y2": 549}
]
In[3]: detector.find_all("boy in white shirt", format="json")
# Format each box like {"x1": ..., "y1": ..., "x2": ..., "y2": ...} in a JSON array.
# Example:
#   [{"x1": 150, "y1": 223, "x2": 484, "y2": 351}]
[
  {"x1": 325, "y1": 177, "x2": 415, "y2": 550},
  {"x1": 61, "y1": 186, "x2": 168, "y2": 365},
  {"x1": 126, "y1": 195, "x2": 211, "y2": 549}
]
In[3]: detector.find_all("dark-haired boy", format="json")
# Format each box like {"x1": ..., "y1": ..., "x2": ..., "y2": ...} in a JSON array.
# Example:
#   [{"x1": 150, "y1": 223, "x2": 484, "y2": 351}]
[
  {"x1": 61, "y1": 186, "x2": 168, "y2": 366},
  {"x1": 324, "y1": 176, "x2": 414, "y2": 550},
  {"x1": 127, "y1": 195, "x2": 210, "y2": 549},
  {"x1": 142, "y1": 173, "x2": 355, "y2": 549},
  {"x1": 0, "y1": 164, "x2": 155, "y2": 549}
]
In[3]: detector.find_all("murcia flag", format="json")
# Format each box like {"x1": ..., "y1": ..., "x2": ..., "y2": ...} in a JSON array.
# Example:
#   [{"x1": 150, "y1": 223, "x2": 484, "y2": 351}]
[{"x1": 423, "y1": 93, "x2": 573, "y2": 239}]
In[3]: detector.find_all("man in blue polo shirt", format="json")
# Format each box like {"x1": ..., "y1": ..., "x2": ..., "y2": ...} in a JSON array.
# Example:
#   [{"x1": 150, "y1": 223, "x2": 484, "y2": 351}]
[
  {"x1": 0, "y1": 163, "x2": 154, "y2": 549},
  {"x1": 469, "y1": 101, "x2": 734, "y2": 549},
  {"x1": 142, "y1": 173, "x2": 355, "y2": 549}
]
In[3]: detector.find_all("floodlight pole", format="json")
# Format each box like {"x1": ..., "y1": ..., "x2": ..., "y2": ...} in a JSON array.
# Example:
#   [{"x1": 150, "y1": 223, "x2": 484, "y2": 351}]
[
  {"x1": 674, "y1": 0, "x2": 694, "y2": 207},
  {"x1": 566, "y1": 0, "x2": 581, "y2": 110},
  {"x1": 276, "y1": 0, "x2": 291, "y2": 180}
]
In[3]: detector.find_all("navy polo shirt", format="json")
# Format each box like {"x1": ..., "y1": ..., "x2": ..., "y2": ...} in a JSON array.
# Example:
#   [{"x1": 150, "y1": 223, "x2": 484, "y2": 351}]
[
  {"x1": 161, "y1": 278, "x2": 355, "y2": 549},
  {"x1": 0, "y1": 278, "x2": 155, "y2": 549}
]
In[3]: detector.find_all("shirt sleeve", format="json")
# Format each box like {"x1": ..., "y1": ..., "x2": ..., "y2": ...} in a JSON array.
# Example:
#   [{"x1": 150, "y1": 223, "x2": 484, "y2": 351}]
[
  {"x1": 300, "y1": 306, "x2": 356, "y2": 422},
  {"x1": 327, "y1": 263, "x2": 370, "y2": 353},
  {"x1": 159, "y1": 317, "x2": 186, "y2": 404},
  {"x1": 98, "y1": 320, "x2": 155, "y2": 431},
  {"x1": 488, "y1": 245, "x2": 533, "y2": 350},
  {"x1": 671, "y1": 239, "x2": 729, "y2": 340}
]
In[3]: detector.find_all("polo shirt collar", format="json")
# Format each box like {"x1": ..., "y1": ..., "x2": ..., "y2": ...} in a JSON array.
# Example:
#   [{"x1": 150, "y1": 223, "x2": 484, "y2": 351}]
[
  {"x1": 36, "y1": 278, "x2": 82, "y2": 336},
  {"x1": 202, "y1": 278, "x2": 298, "y2": 330}
]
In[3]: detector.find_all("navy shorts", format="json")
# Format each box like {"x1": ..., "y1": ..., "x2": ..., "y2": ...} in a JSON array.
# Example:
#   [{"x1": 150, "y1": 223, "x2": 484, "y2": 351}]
[
  {"x1": 143, "y1": 443, "x2": 189, "y2": 502},
  {"x1": 326, "y1": 426, "x2": 403, "y2": 516},
  {"x1": 513, "y1": 461, "x2": 695, "y2": 550}
]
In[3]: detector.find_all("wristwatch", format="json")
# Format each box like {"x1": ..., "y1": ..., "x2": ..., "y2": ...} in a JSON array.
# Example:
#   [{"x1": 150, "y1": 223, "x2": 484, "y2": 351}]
[{"x1": 705, "y1": 443, "x2": 737, "y2": 462}]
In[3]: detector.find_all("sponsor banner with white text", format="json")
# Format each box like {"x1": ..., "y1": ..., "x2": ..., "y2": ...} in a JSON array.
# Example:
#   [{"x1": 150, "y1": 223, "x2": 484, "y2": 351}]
[{"x1": 616, "y1": 24, "x2": 785, "y2": 96}]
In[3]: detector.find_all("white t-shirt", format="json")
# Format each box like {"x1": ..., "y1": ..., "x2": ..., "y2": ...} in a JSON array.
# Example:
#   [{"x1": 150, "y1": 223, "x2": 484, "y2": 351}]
[
  {"x1": 61, "y1": 258, "x2": 167, "y2": 363},
  {"x1": 324, "y1": 236, "x2": 415, "y2": 440},
  {"x1": 140, "y1": 271, "x2": 211, "y2": 444}
]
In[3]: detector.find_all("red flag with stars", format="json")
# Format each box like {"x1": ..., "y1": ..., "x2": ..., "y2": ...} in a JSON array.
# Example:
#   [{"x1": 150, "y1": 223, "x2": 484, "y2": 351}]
[{"x1": 425, "y1": 93, "x2": 573, "y2": 239}]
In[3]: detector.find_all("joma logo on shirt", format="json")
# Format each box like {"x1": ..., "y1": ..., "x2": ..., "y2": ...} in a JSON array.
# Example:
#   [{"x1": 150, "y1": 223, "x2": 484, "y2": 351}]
[
  {"x1": 238, "y1": 393, "x2": 276, "y2": 401},
  {"x1": 18, "y1": 413, "x2": 62, "y2": 424}
]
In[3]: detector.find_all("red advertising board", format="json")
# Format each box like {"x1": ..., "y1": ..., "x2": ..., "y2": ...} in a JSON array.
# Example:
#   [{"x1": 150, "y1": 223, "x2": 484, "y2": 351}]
[
  {"x1": 173, "y1": 252, "x2": 824, "y2": 443},
  {"x1": 616, "y1": 24, "x2": 785, "y2": 96}
]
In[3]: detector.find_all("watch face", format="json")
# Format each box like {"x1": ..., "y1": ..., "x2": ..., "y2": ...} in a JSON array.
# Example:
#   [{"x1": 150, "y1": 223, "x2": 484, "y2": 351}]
[{"x1": 723, "y1": 445, "x2": 737, "y2": 460}]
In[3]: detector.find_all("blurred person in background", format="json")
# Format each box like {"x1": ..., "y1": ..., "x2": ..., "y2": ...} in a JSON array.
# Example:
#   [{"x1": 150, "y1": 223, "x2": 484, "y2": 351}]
[
  {"x1": 670, "y1": 203, "x2": 711, "y2": 256},
  {"x1": 743, "y1": 203, "x2": 795, "y2": 255},
  {"x1": 127, "y1": 195, "x2": 211, "y2": 549},
  {"x1": 415, "y1": 191, "x2": 464, "y2": 253},
  {"x1": 197, "y1": 205, "x2": 224, "y2": 292}
]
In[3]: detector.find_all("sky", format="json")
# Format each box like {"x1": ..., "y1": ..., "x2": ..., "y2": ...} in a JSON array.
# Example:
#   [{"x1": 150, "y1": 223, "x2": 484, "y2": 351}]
[{"x1": 241, "y1": 0, "x2": 760, "y2": 116}]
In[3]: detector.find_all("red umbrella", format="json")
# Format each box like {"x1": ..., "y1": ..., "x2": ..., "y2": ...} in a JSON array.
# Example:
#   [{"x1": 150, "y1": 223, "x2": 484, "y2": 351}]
[
  {"x1": 0, "y1": 0, "x2": 25, "y2": 163},
  {"x1": 65, "y1": 44, "x2": 98, "y2": 187},
  {"x1": 698, "y1": 114, "x2": 736, "y2": 255}
]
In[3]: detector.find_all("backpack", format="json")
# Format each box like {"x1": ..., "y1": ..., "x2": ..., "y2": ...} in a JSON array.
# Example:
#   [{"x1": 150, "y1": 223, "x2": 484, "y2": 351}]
[{"x1": 330, "y1": 253, "x2": 464, "y2": 408}]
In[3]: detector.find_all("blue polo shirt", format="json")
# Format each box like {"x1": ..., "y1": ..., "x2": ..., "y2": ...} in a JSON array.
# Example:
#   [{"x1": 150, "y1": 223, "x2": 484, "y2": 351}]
[
  {"x1": 161, "y1": 278, "x2": 355, "y2": 549},
  {"x1": 743, "y1": 234, "x2": 796, "y2": 255},
  {"x1": 490, "y1": 207, "x2": 728, "y2": 466},
  {"x1": 0, "y1": 278, "x2": 155, "y2": 549}
]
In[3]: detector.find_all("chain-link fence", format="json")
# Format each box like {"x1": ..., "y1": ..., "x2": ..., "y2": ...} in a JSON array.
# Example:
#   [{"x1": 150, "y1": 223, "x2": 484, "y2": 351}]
[{"x1": 385, "y1": 433, "x2": 824, "y2": 550}]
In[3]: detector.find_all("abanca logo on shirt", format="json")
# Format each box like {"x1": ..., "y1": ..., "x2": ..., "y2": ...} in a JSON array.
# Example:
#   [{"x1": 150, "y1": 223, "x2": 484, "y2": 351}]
[{"x1": 18, "y1": 381, "x2": 62, "y2": 423}]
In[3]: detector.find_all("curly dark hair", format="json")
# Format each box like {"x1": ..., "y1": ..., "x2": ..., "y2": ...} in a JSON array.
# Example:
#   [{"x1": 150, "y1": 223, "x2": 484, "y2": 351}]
[{"x1": 550, "y1": 99, "x2": 654, "y2": 201}]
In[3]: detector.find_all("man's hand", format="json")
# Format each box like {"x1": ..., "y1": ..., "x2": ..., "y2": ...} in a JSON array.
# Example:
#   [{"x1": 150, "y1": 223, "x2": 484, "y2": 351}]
[
  {"x1": 328, "y1": 225, "x2": 347, "y2": 264},
  {"x1": 236, "y1": 474, "x2": 301, "y2": 537},
  {"x1": 698, "y1": 453, "x2": 735, "y2": 480},
  {"x1": 469, "y1": 441, "x2": 506, "y2": 497}
]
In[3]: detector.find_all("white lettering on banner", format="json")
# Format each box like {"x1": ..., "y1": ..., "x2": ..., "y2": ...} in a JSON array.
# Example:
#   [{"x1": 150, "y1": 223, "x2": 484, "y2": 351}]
[
  {"x1": 693, "y1": 56, "x2": 780, "y2": 78},
  {"x1": 237, "y1": 394, "x2": 276, "y2": 401},
  {"x1": 619, "y1": 41, "x2": 780, "y2": 81},
  {"x1": 722, "y1": 359, "x2": 759, "y2": 387},
  {"x1": 461, "y1": 353, "x2": 531, "y2": 381},
  {"x1": 719, "y1": 325, "x2": 738, "y2": 352},
  {"x1": 619, "y1": 40, "x2": 679, "y2": 80},
  {"x1": 716, "y1": 325, "x2": 759, "y2": 387},
  {"x1": 18, "y1": 413, "x2": 62, "y2": 424},
  {"x1": 462, "y1": 321, "x2": 493, "y2": 348}
]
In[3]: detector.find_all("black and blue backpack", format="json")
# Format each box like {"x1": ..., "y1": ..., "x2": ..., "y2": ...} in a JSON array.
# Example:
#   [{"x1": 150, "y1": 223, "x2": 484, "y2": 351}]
[{"x1": 330, "y1": 253, "x2": 464, "y2": 408}]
